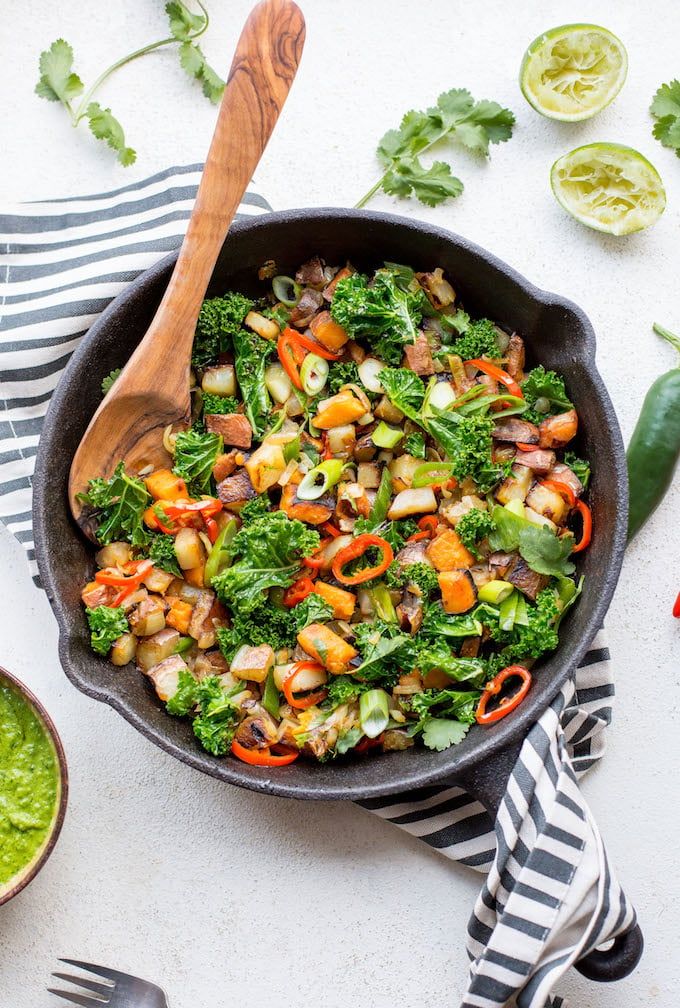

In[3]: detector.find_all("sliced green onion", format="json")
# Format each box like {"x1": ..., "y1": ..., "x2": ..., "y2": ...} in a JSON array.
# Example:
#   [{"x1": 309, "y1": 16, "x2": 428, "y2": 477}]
[
  {"x1": 272, "y1": 275, "x2": 301, "y2": 307},
  {"x1": 357, "y1": 357, "x2": 385, "y2": 393},
  {"x1": 478, "y1": 579, "x2": 515, "y2": 604},
  {"x1": 514, "y1": 592, "x2": 530, "y2": 627},
  {"x1": 300, "y1": 353, "x2": 329, "y2": 396},
  {"x1": 372, "y1": 421, "x2": 403, "y2": 450},
  {"x1": 369, "y1": 584, "x2": 397, "y2": 622},
  {"x1": 367, "y1": 466, "x2": 392, "y2": 528},
  {"x1": 297, "y1": 459, "x2": 345, "y2": 500},
  {"x1": 498, "y1": 590, "x2": 518, "y2": 631},
  {"x1": 204, "y1": 519, "x2": 237, "y2": 585},
  {"x1": 262, "y1": 669, "x2": 281, "y2": 719},
  {"x1": 411, "y1": 461, "x2": 455, "y2": 488},
  {"x1": 359, "y1": 688, "x2": 390, "y2": 738},
  {"x1": 172, "y1": 636, "x2": 194, "y2": 655}
]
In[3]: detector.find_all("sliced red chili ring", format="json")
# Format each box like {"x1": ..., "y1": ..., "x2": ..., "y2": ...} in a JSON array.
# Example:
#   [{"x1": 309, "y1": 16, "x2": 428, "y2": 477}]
[
  {"x1": 465, "y1": 358, "x2": 524, "y2": 400},
  {"x1": 277, "y1": 330, "x2": 306, "y2": 390},
  {"x1": 571, "y1": 499, "x2": 592, "y2": 553},
  {"x1": 673, "y1": 591, "x2": 680, "y2": 618},
  {"x1": 331, "y1": 533, "x2": 394, "y2": 586},
  {"x1": 407, "y1": 514, "x2": 438, "y2": 542},
  {"x1": 282, "y1": 326, "x2": 342, "y2": 361},
  {"x1": 476, "y1": 665, "x2": 532, "y2": 724},
  {"x1": 230, "y1": 739, "x2": 299, "y2": 766},
  {"x1": 282, "y1": 577, "x2": 317, "y2": 607},
  {"x1": 283, "y1": 662, "x2": 328, "y2": 710}
]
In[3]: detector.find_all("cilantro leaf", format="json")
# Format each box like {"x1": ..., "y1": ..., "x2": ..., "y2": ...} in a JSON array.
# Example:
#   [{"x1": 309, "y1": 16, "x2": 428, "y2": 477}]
[
  {"x1": 166, "y1": 1, "x2": 206, "y2": 39},
  {"x1": 651, "y1": 80, "x2": 680, "y2": 157},
  {"x1": 85, "y1": 102, "x2": 136, "y2": 166},
  {"x1": 35, "y1": 39, "x2": 84, "y2": 104},
  {"x1": 177, "y1": 41, "x2": 225, "y2": 104},
  {"x1": 421, "y1": 717, "x2": 470, "y2": 751},
  {"x1": 360, "y1": 86, "x2": 515, "y2": 208}
]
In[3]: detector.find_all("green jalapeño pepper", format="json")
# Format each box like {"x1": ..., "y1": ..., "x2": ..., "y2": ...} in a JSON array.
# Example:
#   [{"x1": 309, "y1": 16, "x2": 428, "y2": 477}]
[{"x1": 627, "y1": 324, "x2": 680, "y2": 541}]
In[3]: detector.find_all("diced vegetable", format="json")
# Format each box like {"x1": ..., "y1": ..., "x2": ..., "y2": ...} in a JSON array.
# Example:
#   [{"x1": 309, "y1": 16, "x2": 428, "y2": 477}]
[
  {"x1": 230, "y1": 644, "x2": 275, "y2": 683},
  {"x1": 438, "y1": 569, "x2": 478, "y2": 613},
  {"x1": 312, "y1": 581, "x2": 357, "y2": 620},
  {"x1": 296, "y1": 623, "x2": 358, "y2": 673},
  {"x1": 426, "y1": 529, "x2": 475, "y2": 571}
]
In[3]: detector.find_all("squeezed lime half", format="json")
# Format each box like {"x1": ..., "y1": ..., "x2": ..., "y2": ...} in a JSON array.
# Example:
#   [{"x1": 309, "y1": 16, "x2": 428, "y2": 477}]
[
  {"x1": 550, "y1": 143, "x2": 666, "y2": 235},
  {"x1": 520, "y1": 24, "x2": 627, "y2": 121}
]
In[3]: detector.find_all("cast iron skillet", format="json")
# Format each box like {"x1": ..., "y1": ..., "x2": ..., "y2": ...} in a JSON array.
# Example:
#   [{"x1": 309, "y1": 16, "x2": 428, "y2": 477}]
[{"x1": 34, "y1": 208, "x2": 641, "y2": 980}]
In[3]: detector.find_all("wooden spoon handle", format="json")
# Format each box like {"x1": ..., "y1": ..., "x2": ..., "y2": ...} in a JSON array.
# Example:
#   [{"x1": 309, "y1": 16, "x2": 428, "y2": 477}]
[{"x1": 125, "y1": 0, "x2": 305, "y2": 387}]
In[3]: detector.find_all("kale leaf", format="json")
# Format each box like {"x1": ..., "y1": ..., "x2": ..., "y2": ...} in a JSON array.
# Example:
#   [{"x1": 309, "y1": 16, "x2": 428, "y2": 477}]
[
  {"x1": 455, "y1": 508, "x2": 496, "y2": 559},
  {"x1": 192, "y1": 291, "x2": 254, "y2": 368},
  {"x1": 232, "y1": 328, "x2": 276, "y2": 437},
  {"x1": 426, "y1": 410, "x2": 508, "y2": 492},
  {"x1": 172, "y1": 426, "x2": 223, "y2": 496},
  {"x1": 449, "y1": 318, "x2": 501, "y2": 360},
  {"x1": 201, "y1": 393, "x2": 240, "y2": 415},
  {"x1": 331, "y1": 269, "x2": 428, "y2": 365},
  {"x1": 78, "y1": 461, "x2": 151, "y2": 546},
  {"x1": 85, "y1": 605, "x2": 129, "y2": 656},
  {"x1": 377, "y1": 366, "x2": 426, "y2": 421},
  {"x1": 148, "y1": 533, "x2": 182, "y2": 578}
]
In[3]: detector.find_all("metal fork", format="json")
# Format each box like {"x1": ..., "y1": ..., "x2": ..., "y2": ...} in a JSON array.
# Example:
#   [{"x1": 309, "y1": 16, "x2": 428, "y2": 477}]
[{"x1": 48, "y1": 959, "x2": 169, "y2": 1008}]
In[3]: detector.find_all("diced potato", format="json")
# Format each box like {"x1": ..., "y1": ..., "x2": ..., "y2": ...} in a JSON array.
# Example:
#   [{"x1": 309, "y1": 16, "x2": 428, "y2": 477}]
[
  {"x1": 245, "y1": 431, "x2": 297, "y2": 493},
  {"x1": 312, "y1": 390, "x2": 366, "y2": 429},
  {"x1": 81, "y1": 581, "x2": 119, "y2": 609},
  {"x1": 119, "y1": 587, "x2": 148, "y2": 611},
  {"x1": 174, "y1": 527, "x2": 205, "y2": 571},
  {"x1": 388, "y1": 454, "x2": 423, "y2": 492},
  {"x1": 136, "y1": 627, "x2": 181, "y2": 672},
  {"x1": 312, "y1": 581, "x2": 357, "y2": 621},
  {"x1": 145, "y1": 654, "x2": 191, "y2": 703},
  {"x1": 374, "y1": 395, "x2": 405, "y2": 424},
  {"x1": 296, "y1": 623, "x2": 358, "y2": 674},
  {"x1": 523, "y1": 506, "x2": 557, "y2": 531},
  {"x1": 275, "y1": 661, "x2": 327, "y2": 693},
  {"x1": 144, "y1": 468, "x2": 188, "y2": 502},
  {"x1": 356, "y1": 462, "x2": 380, "y2": 488},
  {"x1": 265, "y1": 361, "x2": 293, "y2": 404},
  {"x1": 187, "y1": 591, "x2": 216, "y2": 641},
  {"x1": 128, "y1": 596, "x2": 167, "y2": 637},
  {"x1": 95, "y1": 541, "x2": 132, "y2": 569},
  {"x1": 165, "y1": 595, "x2": 193, "y2": 635},
  {"x1": 230, "y1": 644, "x2": 275, "y2": 683},
  {"x1": 201, "y1": 364, "x2": 236, "y2": 397},
  {"x1": 387, "y1": 486, "x2": 438, "y2": 520},
  {"x1": 426, "y1": 529, "x2": 475, "y2": 571},
  {"x1": 525, "y1": 482, "x2": 569, "y2": 524},
  {"x1": 143, "y1": 566, "x2": 175, "y2": 594},
  {"x1": 166, "y1": 578, "x2": 204, "y2": 604},
  {"x1": 193, "y1": 651, "x2": 229, "y2": 680},
  {"x1": 245, "y1": 310, "x2": 279, "y2": 341},
  {"x1": 438, "y1": 569, "x2": 478, "y2": 614},
  {"x1": 326, "y1": 423, "x2": 356, "y2": 458},
  {"x1": 495, "y1": 465, "x2": 533, "y2": 505},
  {"x1": 110, "y1": 632, "x2": 137, "y2": 667}
]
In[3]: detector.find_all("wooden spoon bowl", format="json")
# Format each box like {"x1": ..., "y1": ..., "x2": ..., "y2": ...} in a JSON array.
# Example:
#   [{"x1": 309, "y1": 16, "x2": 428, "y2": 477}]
[{"x1": 67, "y1": 0, "x2": 305, "y2": 531}]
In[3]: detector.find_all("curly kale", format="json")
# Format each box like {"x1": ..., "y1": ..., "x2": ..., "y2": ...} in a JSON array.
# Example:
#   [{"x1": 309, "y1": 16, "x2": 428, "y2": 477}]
[
  {"x1": 85, "y1": 605, "x2": 129, "y2": 656},
  {"x1": 327, "y1": 360, "x2": 360, "y2": 395},
  {"x1": 330, "y1": 268, "x2": 429, "y2": 366},
  {"x1": 426, "y1": 412, "x2": 510, "y2": 493},
  {"x1": 455, "y1": 508, "x2": 496, "y2": 560},
  {"x1": 238, "y1": 494, "x2": 272, "y2": 525},
  {"x1": 489, "y1": 587, "x2": 560, "y2": 666},
  {"x1": 77, "y1": 461, "x2": 151, "y2": 547},
  {"x1": 520, "y1": 365, "x2": 573, "y2": 425},
  {"x1": 191, "y1": 291, "x2": 253, "y2": 369},
  {"x1": 201, "y1": 393, "x2": 240, "y2": 415},
  {"x1": 450, "y1": 317, "x2": 501, "y2": 361},
  {"x1": 404, "y1": 562, "x2": 440, "y2": 598},
  {"x1": 216, "y1": 593, "x2": 334, "y2": 654}
]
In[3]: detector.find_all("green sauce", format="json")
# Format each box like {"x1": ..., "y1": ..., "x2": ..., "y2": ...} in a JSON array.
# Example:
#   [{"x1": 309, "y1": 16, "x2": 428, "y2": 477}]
[{"x1": 0, "y1": 682, "x2": 59, "y2": 887}]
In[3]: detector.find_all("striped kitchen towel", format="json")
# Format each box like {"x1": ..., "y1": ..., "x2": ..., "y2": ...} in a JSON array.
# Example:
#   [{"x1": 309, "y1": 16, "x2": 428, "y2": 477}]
[{"x1": 0, "y1": 167, "x2": 638, "y2": 1008}]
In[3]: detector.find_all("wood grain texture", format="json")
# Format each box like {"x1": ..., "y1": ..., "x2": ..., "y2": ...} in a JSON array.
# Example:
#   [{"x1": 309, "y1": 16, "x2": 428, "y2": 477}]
[{"x1": 68, "y1": 0, "x2": 305, "y2": 527}]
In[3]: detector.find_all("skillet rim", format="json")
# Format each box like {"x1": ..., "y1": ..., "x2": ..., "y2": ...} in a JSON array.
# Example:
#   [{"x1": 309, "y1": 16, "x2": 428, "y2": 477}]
[{"x1": 33, "y1": 207, "x2": 628, "y2": 800}]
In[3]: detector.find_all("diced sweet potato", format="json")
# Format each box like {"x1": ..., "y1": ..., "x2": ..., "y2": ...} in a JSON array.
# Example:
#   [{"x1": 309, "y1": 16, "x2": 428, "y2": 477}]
[
  {"x1": 426, "y1": 529, "x2": 475, "y2": 571},
  {"x1": 144, "y1": 469, "x2": 188, "y2": 502},
  {"x1": 438, "y1": 569, "x2": 478, "y2": 614},
  {"x1": 309, "y1": 310, "x2": 350, "y2": 352},
  {"x1": 279, "y1": 482, "x2": 334, "y2": 525},
  {"x1": 538, "y1": 410, "x2": 578, "y2": 450},
  {"x1": 183, "y1": 562, "x2": 207, "y2": 588},
  {"x1": 212, "y1": 449, "x2": 239, "y2": 483},
  {"x1": 296, "y1": 623, "x2": 358, "y2": 673},
  {"x1": 312, "y1": 581, "x2": 357, "y2": 621},
  {"x1": 165, "y1": 595, "x2": 193, "y2": 635},
  {"x1": 312, "y1": 390, "x2": 367, "y2": 429}
]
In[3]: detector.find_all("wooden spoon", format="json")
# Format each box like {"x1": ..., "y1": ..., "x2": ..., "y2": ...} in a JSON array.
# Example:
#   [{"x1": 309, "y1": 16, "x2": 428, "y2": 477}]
[{"x1": 68, "y1": 0, "x2": 305, "y2": 531}]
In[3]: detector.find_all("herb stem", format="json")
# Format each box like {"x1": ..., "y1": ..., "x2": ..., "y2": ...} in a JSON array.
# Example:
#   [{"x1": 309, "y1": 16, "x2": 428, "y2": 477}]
[{"x1": 354, "y1": 129, "x2": 449, "y2": 209}]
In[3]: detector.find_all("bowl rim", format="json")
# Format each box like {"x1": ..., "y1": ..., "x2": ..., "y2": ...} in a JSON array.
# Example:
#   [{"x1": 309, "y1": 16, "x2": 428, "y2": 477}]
[
  {"x1": 33, "y1": 207, "x2": 628, "y2": 801},
  {"x1": 0, "y1": 666, "x2": 68, "y2": 905}
]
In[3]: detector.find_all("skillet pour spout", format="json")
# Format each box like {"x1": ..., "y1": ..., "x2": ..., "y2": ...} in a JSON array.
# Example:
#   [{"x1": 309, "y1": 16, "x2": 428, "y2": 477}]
[{"x1": 33, "y1": 208, "x2": 633, "y2": 984}]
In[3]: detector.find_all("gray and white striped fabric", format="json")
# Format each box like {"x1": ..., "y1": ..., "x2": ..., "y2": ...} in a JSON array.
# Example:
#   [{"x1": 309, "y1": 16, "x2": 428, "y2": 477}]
[{"x1": 0, "y1": 168, "x2": 637, "y2": 1008}]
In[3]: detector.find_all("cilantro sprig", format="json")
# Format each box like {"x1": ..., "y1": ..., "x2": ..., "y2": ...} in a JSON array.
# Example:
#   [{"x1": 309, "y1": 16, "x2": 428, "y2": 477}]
[
  {"x1": 35, "y1": 2, "x2": 224, "y2": 165},
  {"x1": 650, "y1": 80, "x2": 680, "y2": 158},
  {"x1": 356, "y1": 87, "x2": 515, "y2": 208}
]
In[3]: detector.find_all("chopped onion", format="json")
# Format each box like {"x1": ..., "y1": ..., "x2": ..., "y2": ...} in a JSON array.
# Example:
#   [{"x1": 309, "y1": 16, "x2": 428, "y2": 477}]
[
  {"x1": 340, "y1": 382, "x2": 371, "y2": 412},
  {"x1": 265, "y1": 361, "x2": 293, "y2": 404},
  {"x1": 357, "y1": 357, "x2": 385, "y2": 393}
]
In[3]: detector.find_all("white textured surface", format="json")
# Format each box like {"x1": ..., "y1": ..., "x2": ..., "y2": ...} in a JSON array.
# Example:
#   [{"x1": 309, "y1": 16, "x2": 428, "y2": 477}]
[{"x1": 1, "y1": 1, "x2": 679, "y2": 1004}]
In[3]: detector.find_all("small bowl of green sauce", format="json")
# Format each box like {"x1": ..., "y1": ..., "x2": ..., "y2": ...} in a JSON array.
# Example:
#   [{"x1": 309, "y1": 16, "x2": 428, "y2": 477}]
[{"x1": 0, "y1": 666, "x2": 68, "y2": 905}]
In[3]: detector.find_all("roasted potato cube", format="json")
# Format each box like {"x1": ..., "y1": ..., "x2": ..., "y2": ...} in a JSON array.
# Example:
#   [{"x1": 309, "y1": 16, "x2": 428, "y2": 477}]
[
  {"x1": 110, "y1": 632, "x2": 137, "y2": 667},
  {"x1": 136, "y1": 627, "x2": 181, "y2": 672},
  {"x1": 230, "y1": 644, "x2": 275, "y2": 683}
]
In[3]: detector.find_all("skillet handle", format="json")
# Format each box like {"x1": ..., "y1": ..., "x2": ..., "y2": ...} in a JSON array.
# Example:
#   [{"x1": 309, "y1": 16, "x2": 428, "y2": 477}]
[{"x1": 453, "y1": 740, "x2": 643, "y2": 984}]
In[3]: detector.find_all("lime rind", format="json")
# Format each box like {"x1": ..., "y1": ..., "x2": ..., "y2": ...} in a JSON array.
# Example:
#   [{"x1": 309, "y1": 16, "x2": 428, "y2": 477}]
[
  {"x1": 520, "y1": 23, "x2": 628, "y2": 122},
  {"x1": 550, "y1": 143, "x2": 666, "y2": 236}
]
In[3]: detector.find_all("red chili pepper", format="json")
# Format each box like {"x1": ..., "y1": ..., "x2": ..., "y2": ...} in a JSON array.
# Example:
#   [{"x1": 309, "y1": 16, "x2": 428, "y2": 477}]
[
  {"x1": 407, "y1": 514, "x2": 438, "y2": 542},
  {"x1": 515, "y1": 441, "x2": 539, "y2": 452},
  {"x1": 321, "y1": 521, "x2": 342, "y2": 538},
  {"x1": 95, "y1": 558, "x2": 154, "y2": 606},
  {"x1": 332, "y1": 533, "x2": 394, "y2": 586},
  {"x1": 277, "y1": 330, "x2": 306, "y2": 390},
  {"x1": 283, "y1": 326, "x2": 342, "y2": 361},
  {"x1": 282, "y1": 577, "x2": 317, "y2": 607},
  {"x1": 354, "y1": 732, "x2": 385, "y2": 754},
  {"x1": 571, "y1": 499, "x2": 592, "y2": 553},
  {"x1": 540, "y1": 478, "x2": 577, "y2": 509},
  {"x1": 673, "y1": 591, "x2": 680, "y2": 618},
  {"x1": 230, "y1": 739, "x2": 299, "y2": 766},
  {"x1": 302, "y1": 537, "x2": 332, "y2": 569},
  {"x1": 466, "y1": 358, "x2": 524, "y2": 400},
  {"x1": 283, "y1": 663, "x2": 328, "y2": 710},
  {"x1": 476, "y1": 665, "x2": 532, "y2": 725},
  {"x1": 160, "y1": 498, "x2": 222, "y2": 541}
]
